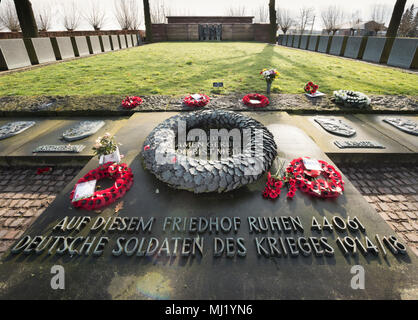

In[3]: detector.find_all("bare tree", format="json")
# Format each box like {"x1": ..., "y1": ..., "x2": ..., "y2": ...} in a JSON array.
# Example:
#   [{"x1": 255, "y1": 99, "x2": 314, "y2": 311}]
[
  {"x1": 85, "y1": 0, "x2": 106, "y2": 30},
  {"x1": 61, "y1": 0, "x2": 81, "y2": 31},
  {"x1": 115, "y1": 0, "x2": 141, "y2": 30},
  {"x1": 370, "y1": 3, "x2": 390, "y2": 34},
  {"x1": 254, "y1": 4, "x2": 269, "y2": 23},
  {"x1": 225, "y1": 5, "x2": 246, "y2": 16},
  {"x1": 34, "y1": 2, "x2": 54, "y2": 32},
  {"x1": 150, "y1": 0, "x2": 169, "y2": 23},
  {"x1": 0, "y1": 0, "x2": 21, "y2": 32},
  {"x1": 321, "y1": 5, "x2": 344, "y2": 35},
  {"x1": 349, "y1": 10, "x2": 362, "y2": 35},
  {"x1": 298, "y1": 7, "x2": 315, "y2": 34},
  {"x1": 277, "y1": 7, "x2": 293, "y2": 34}
]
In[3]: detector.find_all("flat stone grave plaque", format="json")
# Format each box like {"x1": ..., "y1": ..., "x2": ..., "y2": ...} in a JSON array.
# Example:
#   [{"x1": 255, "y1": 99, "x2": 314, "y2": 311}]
[
  {"x1": 383, "y1": 118, "x2": 418, "y2": 136},
  {"x1": 89, "y1": 36, "x2": 102, "y2": 54},
  {"x1": 344, "y1": 37, "x2": 362, "y2": 59},
  {"x1": 329, "y1": 36, "x2": 345, "y2": 55},
  {"x1": 111, "y1": 35, "x2": 120, "y2": 50},
  {"x1": 101, "y1": 35, "x2": 112, "y2": 52},
  {"x1": 0, "y1": 121, "x2": 36, "y2": 140},
  {"x1": 62, "y1": 120, "x2": 105, "y2": 141},
  {"x1": 317, "y1": 36, "x2": 330, "y2": 53},
  {"x1": 387, "y1": 38, "x2": 418, "y2": 69},
  {"x1": 308, "y1": 36, "x2": 318, "y2": 51},
  {"x1": 314, "y1": 117, "x2": 356, "y2": 137},
  {"x1": 74, "y1": 36, "x2": 90, "y2": 57},
  {"x1": 55, "y1": 37, "x2": 75, "y2": 59},
  {"x1": 362, "y1": 37, "x2": 386, "y2": 63},
  {"x1": 33, "y1": 145, "x2": 85, "y2": 153},
  {"x1": 334, "y1": 140, "x2": 385, "y2": 149},
  {"x1": 0, "y1": 39, "x2": 32, "y2": 70},
  {"x1": 31, "y1": 38, "x2": 56, "y2": 64}
]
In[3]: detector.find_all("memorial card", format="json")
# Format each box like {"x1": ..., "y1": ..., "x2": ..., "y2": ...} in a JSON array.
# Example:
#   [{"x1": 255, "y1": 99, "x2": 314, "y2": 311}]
[{"x1": 72, "y1": 180, "x2": 96, "y2": 202}]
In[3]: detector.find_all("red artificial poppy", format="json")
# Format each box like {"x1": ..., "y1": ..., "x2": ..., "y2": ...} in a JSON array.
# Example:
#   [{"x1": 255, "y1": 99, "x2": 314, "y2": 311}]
[
  {"x1": 144, "y1": 145, "x2": 150, "y2": 151},
  {"x1": 242, "y1": 94, "x2": 269, "y2": 108},
  {"x1": 269, "y1": 189, "x2": 279, "y2": 199},
  {"x1": 287, "y1": 190, "x2": 296, "y2": 199},
  {"x1": 36, "y1": 167, "x2": 52, "y2": 175}
]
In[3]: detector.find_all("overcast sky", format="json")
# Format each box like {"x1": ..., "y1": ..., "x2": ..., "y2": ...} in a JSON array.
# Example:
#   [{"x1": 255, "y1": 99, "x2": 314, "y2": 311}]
[{"x1": 2, "y1": 0, "x2": 418, "y2": 31}]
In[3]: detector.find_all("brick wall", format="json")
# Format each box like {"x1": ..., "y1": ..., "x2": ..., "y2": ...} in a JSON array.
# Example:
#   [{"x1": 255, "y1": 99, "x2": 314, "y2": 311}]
[{"x1": 151, "y1": 23, "x2": 272, "y2": 42}]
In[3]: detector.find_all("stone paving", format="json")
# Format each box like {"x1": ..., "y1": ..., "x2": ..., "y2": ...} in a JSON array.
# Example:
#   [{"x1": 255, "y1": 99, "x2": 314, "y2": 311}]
[
  {"x1": 0, "y1": 166, "x2": 81, "y2": 257},
  {"x1": 338, "y1": 163, "x2": 418, "y2": 256}
]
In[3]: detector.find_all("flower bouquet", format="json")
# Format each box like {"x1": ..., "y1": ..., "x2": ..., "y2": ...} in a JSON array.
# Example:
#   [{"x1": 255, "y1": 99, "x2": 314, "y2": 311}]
[
  {"x1": 333, "y1": 90, "x2": 371, "y2": 109},
  {"x1": 260, "y1": 68, "x2": 279, "y2": 94},
  {"x1": 93, "y1": 133, "x2": 121, "y2": 164}
]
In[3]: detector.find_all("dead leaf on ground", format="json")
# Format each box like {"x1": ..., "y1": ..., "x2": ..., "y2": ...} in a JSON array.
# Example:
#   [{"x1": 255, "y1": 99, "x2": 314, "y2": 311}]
[{"x1": 114, "y1": 201, "x2": 124, "y2": 214}]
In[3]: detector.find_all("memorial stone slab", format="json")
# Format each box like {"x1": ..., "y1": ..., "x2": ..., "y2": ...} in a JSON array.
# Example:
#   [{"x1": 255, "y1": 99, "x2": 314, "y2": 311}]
[
  {"x1": 33, "y1": 145, "x2": 85, "y2": 153},
  {"x1": 119, "y1": 35, "x2": 127, "y2": 49},
  {"x1": 277, "y1": 35, "x2": 284, "y2": 45},
  {"x1": 0, "y1": 112, "x2": 416, "y2": 300},
  {"x1": 353, "y1": 114, "x2": 418, "y2": 152},
  {"x1": 362, "y1": 37, "x2": 387, "y2": 63},
  {"x1": 292, "y1": 35, "x2": 300, "y2": 48},
  {"x1": 334, "y1": 140, "x2": 385, "y2": 149},
  {"x1": 74, "y1": 36, "x2": 90, "y2": 57},
  {"x1": 287, "y1": 35, "x2": 294, "y2": 46},
  {"x1": 383, "y1": 118, "x2": 418, "y2": 136},
  {"x1": 111, "y1": 35, "x2": 120, "y2": 50},
  {"x1": 344, "y1": 36, "x2": 363, "y2": 59},
  {"x1": 314, "y1": 117, "x2": 356, "y2": 137},
  {"x1": 307, "y1": 35, "x2": 319, "y2": 51},
  {"x1": 0, "y1": 121, "x2": 36, "y2": 140},
  {"x1": 317, "y1": 36, "x2": 330, "y2": 53},
  {"x1": 300, "y1": 35, "x2": 309, "y2": 50},
  {"x1": 89, "y1": 36, "x2": 102, "y2": 54},
  {"x1": 283, "y1": 35, "x2": 288, "y2": 46},
  {"x1": 55, "y1": 37, "x2": 75, "y2": 60},
  {"x1": 293, "y1": 114, "x2": 413, "y2": 156},
  {"x1": 387, "y1": 38, "x2": 418, "y2": 69},
  {"x1": 62, "y1": 120, "x2": 106, "y2": 141},
  {"x1": 329, "y1": 36, "x2": 344, "y2": 56},
  {"x1": 101, "y1": 35, "x2": 112, "y2": 52},
  {"x1": 0, "y1": 39, "x2": 32, "y2": 70},
  {"x1": 126, "y1": 34, "x2": 133, "y2": 47},
  {"x1": 31, "y1": 38, "x2": 56, "y2": 64}
]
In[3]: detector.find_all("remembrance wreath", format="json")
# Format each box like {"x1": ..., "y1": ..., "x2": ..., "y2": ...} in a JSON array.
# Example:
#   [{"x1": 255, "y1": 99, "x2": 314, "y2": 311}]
[
  {"x1": 121, "y1": 96, "x2": 143, "y2": 109},
  {"x1": 70, "y1": 162, "x2": 133, "y2": 210},
  {"x1": 242, "y1": 93, "x2": 269, "y2": 107},
  {"x1": 183, "y1": 94, "x2": 210, "y2": 107},
  {"x1": 263, "y1": 157, "x2": 344, "y2": 200}
]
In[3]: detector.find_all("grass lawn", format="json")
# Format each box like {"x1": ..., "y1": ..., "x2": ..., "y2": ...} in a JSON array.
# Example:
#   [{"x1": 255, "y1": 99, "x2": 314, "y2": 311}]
[{"x1": 0, "y1": 42, "x2": 417, "y2": 96}]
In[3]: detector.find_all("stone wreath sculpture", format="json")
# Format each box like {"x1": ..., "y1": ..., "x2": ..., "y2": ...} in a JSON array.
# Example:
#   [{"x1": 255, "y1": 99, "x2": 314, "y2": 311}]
[{"x1": 142, "y1": 110, "x2": 277, "y2": 193}]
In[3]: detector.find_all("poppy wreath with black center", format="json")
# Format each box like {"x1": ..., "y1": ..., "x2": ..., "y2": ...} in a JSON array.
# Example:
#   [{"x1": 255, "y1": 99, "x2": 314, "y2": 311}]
[
  {"x1": 183, "y1": 94, "x2": 210, "y2": 107},
  {"x1": 287, "y1": 157, "x2": 344, "y2": 199},
  {"x1": 70, "y1": 162, "x2": 134, "y2": 210},
  {"x1": 121, "y1": 96, "x2": 143, "y2": 109},
  {"x1": 242, "y1": 93, "x2": 269, "y2": 107},
  {"x1": 304, "y1": 82, "x2": 319, "y2": 95}
]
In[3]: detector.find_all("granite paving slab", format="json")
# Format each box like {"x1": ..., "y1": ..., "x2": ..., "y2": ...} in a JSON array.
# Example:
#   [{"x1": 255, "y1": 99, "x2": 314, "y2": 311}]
[{"x1": 0, "y1": 112, "x2": 416, "y2": 299}]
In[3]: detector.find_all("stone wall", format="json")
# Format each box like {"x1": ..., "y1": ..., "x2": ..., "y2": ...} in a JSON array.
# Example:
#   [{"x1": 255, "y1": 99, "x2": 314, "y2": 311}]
[
  {"x1": 278, "y1": 34, "x2": 418, "y2": 69},
  {"x1": 151, "y1": 23, "x2": 271, "y2": 42},
  {"x1": 0, "y1": 32, "x2": 143, "y2": 71},
  {"x1": 0, "y1": 30, "x2": 145, "y2": 40}
]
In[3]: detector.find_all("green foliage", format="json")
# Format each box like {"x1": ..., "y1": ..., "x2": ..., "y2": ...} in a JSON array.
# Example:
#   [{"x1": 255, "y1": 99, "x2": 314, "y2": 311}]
[{"x1": 0, "y1": 42, "x2": 416, "y2": 96}]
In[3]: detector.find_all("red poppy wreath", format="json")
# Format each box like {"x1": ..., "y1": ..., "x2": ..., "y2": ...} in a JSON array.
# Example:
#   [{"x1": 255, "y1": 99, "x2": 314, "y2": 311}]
[
  {"x1": 121, "y1": 96, "x2": 143, "y2": 109},
  {"x1": 242, "y1": 94, "x2": 269, "y2": 107},
  {"x1": 263, "y1": 157, "x2": 344, "y2": 200},
  {"x1": 70, "y1": 162, "x2": 133, "y2": 210},
  {"x1": 183, "y1": 94, "x2": 210, "y2": 107}
]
